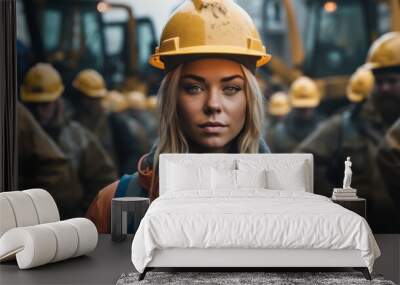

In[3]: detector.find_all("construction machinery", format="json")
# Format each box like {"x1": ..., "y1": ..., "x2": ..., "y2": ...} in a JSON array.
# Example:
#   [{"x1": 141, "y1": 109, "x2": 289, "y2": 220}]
[
  {"x1": 236, "y1": 0, "x2": 400, "y2": 114},
  {"x1": 17, "y1": 0, "x2": 161, "y2": 96}
]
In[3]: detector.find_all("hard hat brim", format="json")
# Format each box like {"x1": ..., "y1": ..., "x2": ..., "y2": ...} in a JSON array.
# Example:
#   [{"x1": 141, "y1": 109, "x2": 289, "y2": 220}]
[
  {"x1": 20, "y1": 86, "x2": 64, "y2": 103},
  {"x1": 291, "y1": 98, "x2": 320, "y2": 108},
  {"x1": 347, "y1": 91, "x2": 366, "y2": 103},
  {"x1": 75, "y1": 86, "x2": 107, "y2": 98},
  {"x1": 149, "y1": 46, "x2": 271, "y2": 70},
  {"x1": 269, "y1": 106, "x2": 291, "y2": 116}
]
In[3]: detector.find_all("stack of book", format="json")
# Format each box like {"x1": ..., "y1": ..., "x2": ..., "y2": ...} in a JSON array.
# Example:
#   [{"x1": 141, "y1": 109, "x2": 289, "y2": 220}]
[{"x1": 332, "y1": 188, "x2": 358, "y2": 200}]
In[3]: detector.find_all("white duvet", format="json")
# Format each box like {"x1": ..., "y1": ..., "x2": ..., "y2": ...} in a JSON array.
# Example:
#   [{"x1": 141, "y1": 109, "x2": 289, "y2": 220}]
[{"x1": 131, "y1": 190, "x2": 380, "y2": 273}]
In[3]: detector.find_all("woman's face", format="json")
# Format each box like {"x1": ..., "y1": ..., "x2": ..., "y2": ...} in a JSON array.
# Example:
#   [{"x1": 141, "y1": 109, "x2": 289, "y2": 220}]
[{"x1": 178, "y1": 58, "x2": 247, "y2": 152}]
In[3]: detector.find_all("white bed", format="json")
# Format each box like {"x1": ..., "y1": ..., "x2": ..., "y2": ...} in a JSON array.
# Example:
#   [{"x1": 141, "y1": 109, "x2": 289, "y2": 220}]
[{"x1": 131, "y1": 154, "x2": 380, "y2": 280}]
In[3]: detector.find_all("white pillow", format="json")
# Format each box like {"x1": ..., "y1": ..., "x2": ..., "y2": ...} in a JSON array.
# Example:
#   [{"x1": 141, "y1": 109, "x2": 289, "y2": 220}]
[
  {"x1": 237, "y1": 159, "x2": 308, "y2": 191},
  {"x1": 167, "y1": 162, "x2": 212, "y2": 191},
  {"x1": 266, "y1": 168, "x2": 306, "y2": 191},
  {"x1": 211, "y1": 169, "x2": 268, "y2": 190},
  {"x1": 212, "y1": 168, "x2": 237, "y2": 190},
  {"x1": 237, "y1": 169, "x2": 267, "y2": 189}
]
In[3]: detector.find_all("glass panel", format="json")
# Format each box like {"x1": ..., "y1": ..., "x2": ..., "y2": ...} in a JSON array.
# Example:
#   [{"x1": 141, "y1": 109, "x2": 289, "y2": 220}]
[
  {"x1": 262, "y1": 0, "x2": 289, "y2": 63},
  {"x1": 82, "y1": 11, "x2": 104, "y2": 69},
  {"x1": 42, "y1": 9, "x2": 62, "y2": 51},
  {"x1": 136, "y1": 20, "x2": 155, "y2": 70},
  {"x1": 303, "y1": 0, "x2": 369, "y2": 77},
  {"x1": 104, "y1": 25, "x2": 124, "y2": 56},
  {"x1": 376, "y1": 2, "x2": 390, "y2": 36},
  {"x1": 16, "y1": 0, "x2": 31, "y2": 47},
  {"x1": 103, "y1": 23, "x2": 126, "y2": 85}
]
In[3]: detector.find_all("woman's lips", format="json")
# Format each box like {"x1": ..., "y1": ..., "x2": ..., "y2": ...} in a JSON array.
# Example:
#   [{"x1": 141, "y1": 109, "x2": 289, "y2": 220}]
[{"x1": 198, "y1": 122, "x2": 227, "y2": 133}]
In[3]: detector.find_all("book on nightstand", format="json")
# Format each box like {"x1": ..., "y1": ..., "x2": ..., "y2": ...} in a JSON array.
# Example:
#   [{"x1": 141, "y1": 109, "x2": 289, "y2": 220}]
[{"x1": 332, "y1": 188, "x2": 358, "y2": 200}]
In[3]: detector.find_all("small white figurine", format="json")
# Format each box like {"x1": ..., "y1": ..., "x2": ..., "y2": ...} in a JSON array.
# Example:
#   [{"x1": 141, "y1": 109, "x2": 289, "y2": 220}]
[{"x1": 342, "y1": 157, "x2": 353, "y2": 189}]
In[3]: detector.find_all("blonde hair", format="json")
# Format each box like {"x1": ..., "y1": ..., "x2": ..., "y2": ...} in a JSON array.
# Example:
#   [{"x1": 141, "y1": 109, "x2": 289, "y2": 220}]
[{"x1": 149, "y1": 64, "x2": 265, "y2": 199}]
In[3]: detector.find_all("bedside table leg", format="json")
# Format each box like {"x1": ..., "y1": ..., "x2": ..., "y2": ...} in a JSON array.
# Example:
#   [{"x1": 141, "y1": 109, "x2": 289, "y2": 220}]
[{"x1": 354, "y1": 267, "x2": 371, "y2": 280}]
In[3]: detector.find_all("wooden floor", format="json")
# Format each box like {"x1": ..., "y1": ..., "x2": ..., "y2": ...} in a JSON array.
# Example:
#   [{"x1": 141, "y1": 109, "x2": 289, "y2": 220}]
[{"x1": 373, "y1": 234, "x2": 400, "y2": 284}]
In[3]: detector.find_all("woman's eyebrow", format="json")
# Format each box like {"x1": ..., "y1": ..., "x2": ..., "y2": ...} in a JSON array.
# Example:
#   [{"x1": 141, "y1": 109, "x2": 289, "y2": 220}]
[
  {"x1": 181, "y1": 74, "x2": 244, "y2": 83},
  {"x1": 221, "y1": 75, "x2": 244, "y2": 82},
  {"x1": 180, "y1": 74, "x2": 205, "y2": 83}
]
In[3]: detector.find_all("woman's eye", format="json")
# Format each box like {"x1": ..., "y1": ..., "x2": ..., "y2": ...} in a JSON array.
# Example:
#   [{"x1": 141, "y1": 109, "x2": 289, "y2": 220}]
[
  {"x1": 183, "y1": 85, "x2": 203, "y2": 95},
  {"x1": 223, "y1": 86, "x2": 241, "y2": 96}
]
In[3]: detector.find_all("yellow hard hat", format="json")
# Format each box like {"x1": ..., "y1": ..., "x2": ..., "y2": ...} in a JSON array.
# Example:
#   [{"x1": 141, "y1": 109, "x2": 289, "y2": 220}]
[
  {"x1": 346, "y1": 67, "x2": 375, "y2": 103},
  {"x1": 102, "y1": 90, "x2": 128, "y2": 113},
  {"x1": 367, "y1": 32, "x2": 400, "y2": 70},
  {"x1": 146, "y1": 96, "x2": 158, "y2": 111},
  {"x1": 20, "y1": 63, "x2": 64, "y2": 103},
  {"x1": 268, "y1": 92, "x2": 291, "y2": 116},
  {"x1": 126, "y1": 91, "x2": 147, "y2": 110},
  {"x1": 289, "y1": 76, "x2": 321, "y2": 108},
  {"x1": 149, "y1": 0, "x2": 271, "y2": 71},
  {"x1": 72, "y1": 69, "x2": 107, "y2": 98}
]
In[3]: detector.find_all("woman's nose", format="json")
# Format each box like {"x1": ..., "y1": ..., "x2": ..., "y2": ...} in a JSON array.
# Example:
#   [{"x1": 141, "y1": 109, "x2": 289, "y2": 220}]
[{"x1": 204, "y1": 88, "x2": 222, "y2": 114}]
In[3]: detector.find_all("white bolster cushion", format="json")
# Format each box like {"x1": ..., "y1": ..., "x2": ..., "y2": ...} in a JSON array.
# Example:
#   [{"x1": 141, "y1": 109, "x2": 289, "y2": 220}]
[
  {"x1": 0, "y1": 218, "x2": 98, "y2": 269},
  {"x1": 0, "y1": 189, "x2": 60, "y2": 238},
  {"x1": 23, "y1": 189, "x2": 60, "y2": 224},
  {"x1": 0, "y1": 196, "x2": 17, "y2": 237},
  {"x1": 42, "y1": 221, "x2": 79, "y2": 262},
  {"x1": 0, "y1": 191, "x2": 39, "y2": 228},
  {"x1": 0, "y1": 226, "x2": 57, "y2": 269},
  {"x1": 65, "y1": 218, "x2": 98, "y2": 257}
]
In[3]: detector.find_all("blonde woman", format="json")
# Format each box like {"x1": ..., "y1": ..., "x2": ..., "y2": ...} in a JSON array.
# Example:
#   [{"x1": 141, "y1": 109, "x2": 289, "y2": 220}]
[{"x1": 86, "y1": 0, "x2": 272, "y2": 233}]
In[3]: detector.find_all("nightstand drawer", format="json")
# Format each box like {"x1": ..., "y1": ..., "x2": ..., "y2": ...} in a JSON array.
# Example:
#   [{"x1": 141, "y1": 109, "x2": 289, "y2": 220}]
[{"x1": 331, "y1": 198, "x2": 366, "y2": 219}]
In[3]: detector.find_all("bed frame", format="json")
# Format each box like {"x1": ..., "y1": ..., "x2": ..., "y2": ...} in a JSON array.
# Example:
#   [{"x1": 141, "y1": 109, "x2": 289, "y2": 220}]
[
  {"x1": 139, "y1": 249, "x2": 371, "y2": 280},
  {"x1": 138, "y1": 154, "x2": 372, "y2": 281}
]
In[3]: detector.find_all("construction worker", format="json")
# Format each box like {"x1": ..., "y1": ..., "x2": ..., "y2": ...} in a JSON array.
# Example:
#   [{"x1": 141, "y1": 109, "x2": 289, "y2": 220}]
[
  {"x1": 346, "y1": 67, "x2": 375, "y2": 104},
  {"x1": 103, "y1": 90, "x2": 150, "y2": 175},
  {"x1": 17, "y1": 102, "x2": 71, "y2": 211},
  {"x1": 21, "y1": 63, "x2": 118, "y2": 218},
  {"x1": 146, "y1": 96, "x2": 158, "y2": 112},
  {"x1": 297, "y1": 32, "x2": 400, "y2": 233},
  {"x1": 376, "y1": 118, "x2": 400, "y2": 211},
  {"x1": 86, "y1": 0, "x2": 272, "y2": 233},
  {"x1": 125, "y1": 91, "x2": 159, "y2": 148},
  {"x1": 265, "y1": 91, "x2": 290, "y2": 130},
  {"x1": 266, "y1": 76, "x2": 322, "y2": 153},
  {"x1": 70, "y1": 69, "x2": 117, "y2": 165}
]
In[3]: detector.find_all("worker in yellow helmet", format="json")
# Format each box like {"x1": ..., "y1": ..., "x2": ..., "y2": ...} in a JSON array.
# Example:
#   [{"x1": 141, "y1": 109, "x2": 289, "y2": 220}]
[
  {"x1": 102, "y1": 90, "x2": 130, "y2": 113},
  {"x1": 125, "y1": 91, "x2": 159, "y2": 147},
  {"x1": 103, "y1": 90, "x2": 150, "y2": 175},
  {"x1": 72, "y1": 71, "x2": 150, "y2": 176},
  {"x1": 266, "y1": 76, "x2": 322, "y2": 153},
  {"x1": 264, "y1": 91, "x2": 290, "y2": 141},
  {"x1": 86, "y1": 0, "x2": 272, "y2": 233},
  {"x1": 20, "y1": 63, "x2": 117, "y2": 218},
  {"x1": 297, "y1": 32, "x2": 400, "y2": 233},
  {"x1": 346, "y1": 67, "x2": 375, "y2": 103},
  {"x1": 70, "y1": 69, "x2": 117, "y2": 165},
  {"x1": 267, "y1": 91, "x2": 291, "y2": 121},
  {"x1": 367, "y1": 32, "x2": 400, "y2": 126},
  {"x1": 146, "y1": 96, "x2": 158, "y2": 112}
]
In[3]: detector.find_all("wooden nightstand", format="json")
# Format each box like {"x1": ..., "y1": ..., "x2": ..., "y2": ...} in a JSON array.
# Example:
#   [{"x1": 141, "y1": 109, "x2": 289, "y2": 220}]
[{"x1": 331, "y1": 198, "x2": 366, "y2": 219}]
